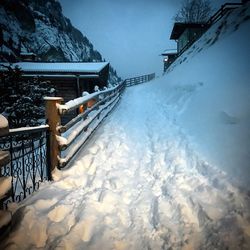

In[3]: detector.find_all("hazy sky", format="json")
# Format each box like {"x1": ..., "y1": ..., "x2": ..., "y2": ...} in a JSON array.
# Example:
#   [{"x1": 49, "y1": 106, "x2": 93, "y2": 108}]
[{"x1": 59, "y1": 0, "x2": 239, "y2": 78}]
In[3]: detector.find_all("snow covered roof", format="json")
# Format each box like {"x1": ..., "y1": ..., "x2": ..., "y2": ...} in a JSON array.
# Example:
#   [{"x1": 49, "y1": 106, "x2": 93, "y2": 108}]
[{"x1": 0, "y1": 62, "x2": 109, "y2": 74}]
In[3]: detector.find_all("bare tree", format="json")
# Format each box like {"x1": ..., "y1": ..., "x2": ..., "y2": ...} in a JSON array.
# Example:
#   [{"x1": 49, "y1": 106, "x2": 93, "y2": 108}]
[{"x1": 174, "y1": 0, "x2": 212, "y2": 23}]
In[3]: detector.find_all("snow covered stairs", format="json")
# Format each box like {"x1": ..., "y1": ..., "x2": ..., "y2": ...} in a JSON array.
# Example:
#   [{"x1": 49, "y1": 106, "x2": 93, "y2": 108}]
[{"x1": 0, "y1": 115, "x2": 12, "y2": 239}]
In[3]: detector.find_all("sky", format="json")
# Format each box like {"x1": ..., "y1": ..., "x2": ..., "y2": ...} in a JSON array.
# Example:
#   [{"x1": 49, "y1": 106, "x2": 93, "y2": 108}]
[{"x1": 59, "y1": 0, "x2": 239, "y2": 79}]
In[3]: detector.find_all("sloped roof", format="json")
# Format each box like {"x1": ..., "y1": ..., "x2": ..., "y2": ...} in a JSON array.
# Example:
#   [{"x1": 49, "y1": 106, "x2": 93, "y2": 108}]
[
  {"x1": 170, "y1": 22, "x2": 208, "y2": 40},
  {"x1": 0, "y1": 62, "x2": 109, "y2": 74}
]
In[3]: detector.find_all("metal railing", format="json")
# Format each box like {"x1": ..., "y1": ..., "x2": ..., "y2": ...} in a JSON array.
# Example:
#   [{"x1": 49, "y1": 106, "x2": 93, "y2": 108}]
[
  {"x1": 207, "y1": 2, "x2": 243, "y2": 25},
  {"x1": 0, "y1": 125, "x2": 51, "y2": 208},
  {"x1": 125, "y1": 73, "x2": 155, "y2": 87},
  {"x1": 44, "y1": 81, "x2": 126, "y2": 169}
]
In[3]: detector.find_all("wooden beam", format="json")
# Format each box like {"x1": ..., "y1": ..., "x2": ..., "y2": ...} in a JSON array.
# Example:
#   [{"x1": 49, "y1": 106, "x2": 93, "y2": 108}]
[{"x1": 44, "y1": 97, "x2": 63, "y2": 175}]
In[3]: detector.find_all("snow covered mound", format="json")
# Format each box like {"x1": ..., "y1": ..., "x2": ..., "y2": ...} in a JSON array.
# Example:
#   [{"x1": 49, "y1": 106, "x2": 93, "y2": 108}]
[{"x1": 163, "y1": 3, "x2": 250, "y2": 187}]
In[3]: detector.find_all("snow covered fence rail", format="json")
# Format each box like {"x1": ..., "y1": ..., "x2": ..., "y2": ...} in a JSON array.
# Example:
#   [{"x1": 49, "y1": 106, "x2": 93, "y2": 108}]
[
  {"x1": 44, "y1": 81, "x2": 126, "y2": 170},
  {"x1": 0, "y1": 123, "x2": 51, "y2": 208},
  {"x1": 125, "y1": 73, "x2": 155, "y2": 87}
]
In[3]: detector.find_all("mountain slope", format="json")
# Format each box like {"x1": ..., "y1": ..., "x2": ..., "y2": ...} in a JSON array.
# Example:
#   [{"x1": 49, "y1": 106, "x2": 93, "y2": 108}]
[{"x1": 0, "y1": 0, "x2": 120, "y2": 84}]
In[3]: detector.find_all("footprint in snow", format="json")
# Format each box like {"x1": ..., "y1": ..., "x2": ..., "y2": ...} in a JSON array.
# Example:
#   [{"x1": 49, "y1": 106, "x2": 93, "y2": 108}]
[
  {"x1": 48, "y1": 205, "x2": 71, "y2": 223},
  {"x1": 88, "y1": 144, "x2": 100, "y2": 155},
  {"x1": 219, "y1": 111, "x2": 240, "y2": 125}
]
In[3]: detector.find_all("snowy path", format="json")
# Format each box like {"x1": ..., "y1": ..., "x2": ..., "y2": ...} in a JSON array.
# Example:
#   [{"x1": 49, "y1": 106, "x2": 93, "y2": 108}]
[{"x1": 4, "y1": 81, "x2": 250, "y2": 249}]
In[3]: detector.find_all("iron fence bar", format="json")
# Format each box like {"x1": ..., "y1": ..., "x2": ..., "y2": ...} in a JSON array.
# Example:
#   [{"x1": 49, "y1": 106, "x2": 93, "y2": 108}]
[
  {"x1": 21, "y1": 139, "x2": 26, "y2": 199},
  {"x1": 10, "y1": 135, "x2": 14, "y2": 203},
  {"x1": 46, "y1": 130, "x2": 52, "y2": 181},
  {"x1": 32, "y1": 137, "x2": 35, "y2": 193}
]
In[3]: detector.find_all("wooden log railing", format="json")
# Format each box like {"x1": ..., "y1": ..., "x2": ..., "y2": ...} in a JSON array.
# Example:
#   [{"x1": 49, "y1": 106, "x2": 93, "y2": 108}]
[
  {"x1": 125, "y1": 73, "x2": 155, "y2": 87},
  {"x1": 44, "y1": 81, "x2": 126, "y2": 170}
]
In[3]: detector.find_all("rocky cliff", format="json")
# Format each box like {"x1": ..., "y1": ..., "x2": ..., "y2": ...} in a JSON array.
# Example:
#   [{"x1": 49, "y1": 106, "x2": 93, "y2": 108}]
[{"x1": 0, "y1": 0, "x2": 120, "y2": 85}]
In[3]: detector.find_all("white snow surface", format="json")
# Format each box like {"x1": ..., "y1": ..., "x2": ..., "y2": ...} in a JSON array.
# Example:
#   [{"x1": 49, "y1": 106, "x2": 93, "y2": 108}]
[
  {"x1": 3, "y1": 4, "x2": 250, "y2": 250},
  {"x1": 0, "y1": 62, "x2": 109, "y2": 73}
]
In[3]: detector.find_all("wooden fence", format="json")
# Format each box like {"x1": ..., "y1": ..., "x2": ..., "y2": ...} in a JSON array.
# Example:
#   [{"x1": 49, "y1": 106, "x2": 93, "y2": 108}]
[
  {"x1": 45, "y1": 81, "x2": 126, "y2": 170},
  {"x1": 0, "y1": 73, "x2": 154, "y2": 208},
  {"x1": 125, "y1": 73, "x2": 155, "y2": 87}
]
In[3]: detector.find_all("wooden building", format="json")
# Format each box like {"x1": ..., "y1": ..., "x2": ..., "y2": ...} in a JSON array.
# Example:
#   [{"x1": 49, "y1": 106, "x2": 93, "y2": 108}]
[
  {"x1": 170, "y1": 23, "x2": 208, "y2": 53},
  {"x1": 0, "y1": 61, "x2": 109, "y2": 102}
]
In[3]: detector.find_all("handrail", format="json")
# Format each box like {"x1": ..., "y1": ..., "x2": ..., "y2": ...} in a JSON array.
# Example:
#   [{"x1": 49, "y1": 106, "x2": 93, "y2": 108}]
[
  {"x1": 0, "y1": 125, "x2": 49, "y2": 138},
  {"x1": 58, "y1": 83, "x2": 124, "y2": 114},
  {"x1": 58, "y1": 91, "x2": 118, "y2": 133},
  {"x1": 8, "y1": 125, "x2": 49, "y2": 136}
]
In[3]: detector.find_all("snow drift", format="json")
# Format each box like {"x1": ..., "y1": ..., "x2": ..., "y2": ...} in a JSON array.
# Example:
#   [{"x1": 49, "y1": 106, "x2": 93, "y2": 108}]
[{"x1": 163, "y1": 3, "x2": 250, "y2": 187}]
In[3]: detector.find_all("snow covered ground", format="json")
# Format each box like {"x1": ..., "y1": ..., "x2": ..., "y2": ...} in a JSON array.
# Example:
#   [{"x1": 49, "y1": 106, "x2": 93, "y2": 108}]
[{"x1": 2, "y1": 3, "x2": 250, "y2": 250}]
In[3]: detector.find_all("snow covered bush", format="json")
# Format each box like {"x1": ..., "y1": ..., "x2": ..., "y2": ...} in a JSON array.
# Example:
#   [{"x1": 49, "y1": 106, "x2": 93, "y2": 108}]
[{"x1": 0, "y1": 64, "x2": 55, "y2": 128}]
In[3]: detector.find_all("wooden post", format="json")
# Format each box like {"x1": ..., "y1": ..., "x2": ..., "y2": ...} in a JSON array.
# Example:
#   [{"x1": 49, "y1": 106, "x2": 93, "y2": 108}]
[{"x1": 44, "y1": 97, "x2": 63, "y2": 175}]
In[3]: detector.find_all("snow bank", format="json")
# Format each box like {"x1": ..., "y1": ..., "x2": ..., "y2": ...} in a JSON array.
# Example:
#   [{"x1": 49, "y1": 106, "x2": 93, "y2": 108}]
[{"x1": 162, "y1": 3, "x2": 250, "y2": 187}]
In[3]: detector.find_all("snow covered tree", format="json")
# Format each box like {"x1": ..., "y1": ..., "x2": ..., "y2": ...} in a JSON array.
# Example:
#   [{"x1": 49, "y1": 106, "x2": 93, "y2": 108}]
[
  {"x1": 174, "y1": 0, "x2": 212, "y2": 23},
  {"x1": 0, "y1": 65, "x2": 55, "y2": 128}
]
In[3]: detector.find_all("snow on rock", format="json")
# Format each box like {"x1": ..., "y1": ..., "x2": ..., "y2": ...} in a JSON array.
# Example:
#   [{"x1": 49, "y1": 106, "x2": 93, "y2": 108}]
[
  {"x1": 0, "y1": 177, "x2": 12, "y2": 198},
  {"x1": 0, "y1": 115, "x2": 9, "y2": 136},
  {"x1": 2, "y1": 3, "x2": 250, "y2": 250},
  {"x1": 0, "y1": 210, "x2": 11, "y2": 229},
  {"x1": 0, "y1": 151, "x2": 10, "y2": 167}
]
